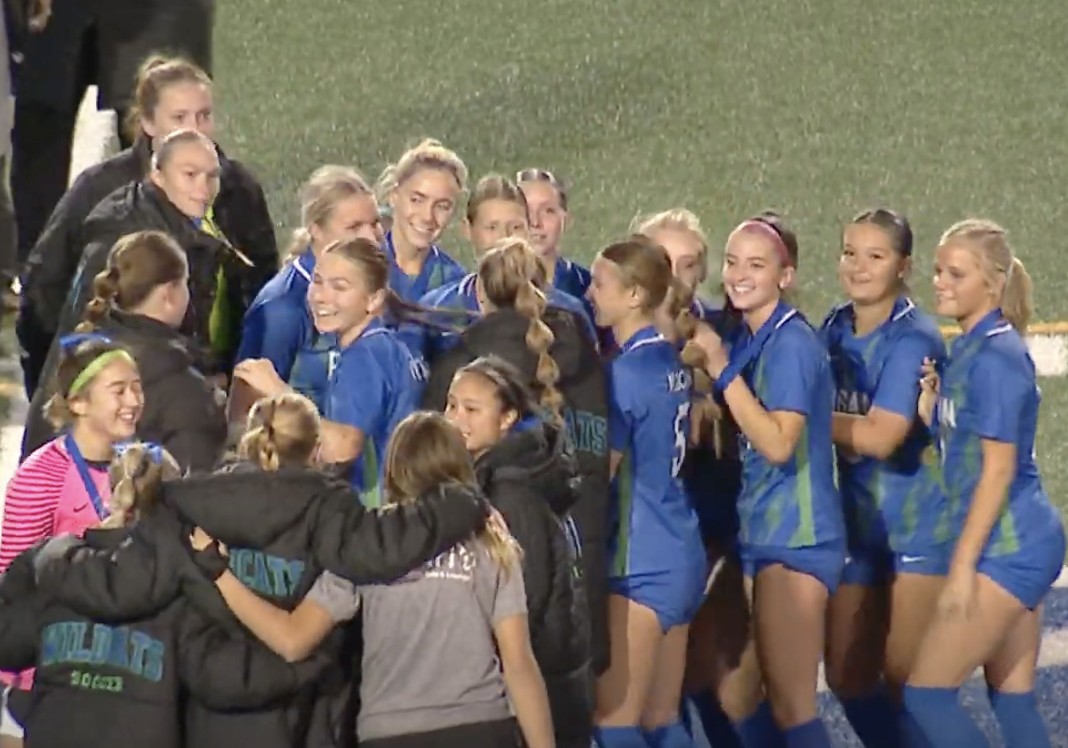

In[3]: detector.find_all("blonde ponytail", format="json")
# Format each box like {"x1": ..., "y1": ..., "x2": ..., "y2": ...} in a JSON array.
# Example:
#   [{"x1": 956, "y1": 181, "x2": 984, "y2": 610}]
[
  {"x1": 238, "y1": 393, "x2": 320, "y2": 471},
  {"x1": 1002, "y1": 256, "x2": 1034, "y2": 334},
  {"x1": 100, "y1": 443, "x2": 180, "y2": 529}
]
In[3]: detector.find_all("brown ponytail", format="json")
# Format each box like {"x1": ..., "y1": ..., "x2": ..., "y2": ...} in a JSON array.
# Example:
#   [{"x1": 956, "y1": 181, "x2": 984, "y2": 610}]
[
  {"x1": 238, "y1": 393, "x2": 320, "y2": 471},
  {"x1": 477, "y1": 238, "x2": 564, "y2": 422},
  {"x1": 101, "y1": 443, "x2": 181, "y2": 529}
]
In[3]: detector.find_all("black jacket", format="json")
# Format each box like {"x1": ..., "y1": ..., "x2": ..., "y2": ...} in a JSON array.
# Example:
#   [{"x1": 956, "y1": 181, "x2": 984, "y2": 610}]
[
  {"x1": 423, "y1": 307, "x2": 612, "y2": 674},
  {"x1": 13, "y1": 0, "x2": 211, "y2": 112},
  {"x1": 21, "y1": 310, "x2": 227, "y2": 469},
  {"x1": 33, "y1": 464, "x2": 489, "y2": 748},
  {"x1": 0, "y1": 520, "x2": 325, "y2": 748},
  {"x1": 17, "y1": 139, "x2": 277, "y2": 395},
  {"x1": 475, "y1": 422, "x2": 592, "y2": 745}
]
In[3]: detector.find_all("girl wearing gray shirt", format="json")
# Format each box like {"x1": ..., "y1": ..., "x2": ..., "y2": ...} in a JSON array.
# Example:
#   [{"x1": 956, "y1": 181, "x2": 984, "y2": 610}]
[{"x1": 203, "y1": 411, "x2": 557, "y2": 748}]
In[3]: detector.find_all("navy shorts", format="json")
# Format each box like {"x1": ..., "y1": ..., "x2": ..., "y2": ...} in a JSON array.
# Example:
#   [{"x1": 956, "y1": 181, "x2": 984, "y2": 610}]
[
  {"x1": 740, "y1": 542, "x2": 847, "y2": 595},
  {"x1": 979, "y1": 525, "x2": 1066, "y2": 610},
  {"x1": 839, "y1": 544, "x2": 954, "y2": 586},
  {"x1": 609, "y1": 562, "x2": 709, "y2": 632}
]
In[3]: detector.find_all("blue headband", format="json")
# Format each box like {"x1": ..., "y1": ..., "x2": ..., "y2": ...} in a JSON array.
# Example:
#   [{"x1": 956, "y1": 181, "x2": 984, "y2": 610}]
[{"x1": 59, "y1": 332, "x2": 113, "y2": 350}]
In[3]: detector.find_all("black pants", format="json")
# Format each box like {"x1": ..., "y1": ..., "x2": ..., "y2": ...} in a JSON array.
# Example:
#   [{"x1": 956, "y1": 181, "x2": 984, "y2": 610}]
[
  {"x1": 11, "y1": 25, "x2": 132, "y2": 267},
  {"x1": 359, "y1": 718, "x2": 521, "y2": 748}
]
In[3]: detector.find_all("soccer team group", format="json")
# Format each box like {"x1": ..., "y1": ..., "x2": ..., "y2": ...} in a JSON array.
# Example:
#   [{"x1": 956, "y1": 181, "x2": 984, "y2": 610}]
[{"x1": 0, "y1": 51, "x2": 1061, "y2": 748}]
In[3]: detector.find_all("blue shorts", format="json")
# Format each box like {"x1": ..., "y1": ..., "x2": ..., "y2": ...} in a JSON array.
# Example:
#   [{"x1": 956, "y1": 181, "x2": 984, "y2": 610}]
[
  {"x1": 839, "y1": 545, "x2": 954, "y2": 586},
  {"x1": 740, "y1": 542, "x2": 846, "y2": 595},
  {"x1": 978, "y1": 526, "x2": 1066, "y2": 610},
  {"x1": 609, "y1": 563, "x2": 709, "y2": 632}
]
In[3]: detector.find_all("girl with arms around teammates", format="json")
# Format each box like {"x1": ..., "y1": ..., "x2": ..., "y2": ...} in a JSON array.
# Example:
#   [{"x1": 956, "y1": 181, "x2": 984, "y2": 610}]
[
  {"x1": 689, "y1": 212, "x2": 844, "y2": 748},
  {"x1": 238, "y1": 166, "x2": 383, "y2": 410},
  {"x1": 0, "y1": 443, "x2": 326, "y2": 748},
  {"x1": 24, "y1": 231, "x2": 227, "y2": 470},
  {"x1": 234, "y1": 238, "x2": 428, "y2": 505},
  {"x1": 445, "y1": 355, "x2": 593, "y2": 747},
  {"x1": 422, "y1": 237, "x2": 610, "y2": 677},
  {"x1": 378, "y1": 139, "x2": 467, "y2": 302},
  {"x1": 820, "y1": 210, "x2": 948, "y2": 748},
  {"x1": 902, "y1": 220, "x2": 1064, "y2": 748},
  {"x1": 18, "y1": 55, "x2": 277, "y2": 397},
  {"x1": 587, "y1": 235, "x2": 707, "y2": 748}
]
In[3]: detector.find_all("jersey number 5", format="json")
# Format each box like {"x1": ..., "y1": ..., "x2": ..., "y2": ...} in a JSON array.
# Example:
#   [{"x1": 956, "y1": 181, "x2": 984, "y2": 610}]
[{"x1": 671, "y1": 402, "x2": 691, "y2": 478}]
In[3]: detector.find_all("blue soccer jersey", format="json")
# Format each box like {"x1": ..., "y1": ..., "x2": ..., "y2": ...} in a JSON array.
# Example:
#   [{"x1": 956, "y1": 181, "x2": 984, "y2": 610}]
[
  {"x1": 420, "y1": 273, "x2": 597, "y2": 357},
  {"x1": 237, "y1": 249, "x2": 333, "y2": 411},
  {"x1": 936, "y1": 310, "x2": 1060, "y2": 557},
  {"x1": 822, "y1": 297, "x2": 950, "y2": 555},
  {"x1": 323, "y1": 318, "x2": 428, "y2": 505},
  {"x1": 607, "y1": 326, "x2": 704, "y2": 578},
  {"x1": 731, "y1": 306, "x2": 844, "y2": 549},
  {"x1": 383, "y1": 231, "x2": 466, "y2": 303},
  {"x1": 551, "y1": 256, "x2": 594, "y2": 322}
]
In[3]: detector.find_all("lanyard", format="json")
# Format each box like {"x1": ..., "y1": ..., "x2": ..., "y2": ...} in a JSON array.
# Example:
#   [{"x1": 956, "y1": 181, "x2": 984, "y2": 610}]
[{"x1": 64, "y1": 434, "x2": 108, "y2": 520}]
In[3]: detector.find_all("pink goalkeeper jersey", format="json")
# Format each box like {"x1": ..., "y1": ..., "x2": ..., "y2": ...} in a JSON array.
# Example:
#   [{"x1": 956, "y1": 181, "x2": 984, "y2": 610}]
[{"x1": 0, "y1": 437, "x2": 110, "y2": 689}]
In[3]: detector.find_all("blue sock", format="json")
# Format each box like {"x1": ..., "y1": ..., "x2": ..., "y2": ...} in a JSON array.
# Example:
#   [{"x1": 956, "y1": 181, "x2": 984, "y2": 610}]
[
  {"x1": 902, "y1": 685, "x2": 988, "y2": 747},
  {"x1": 840, "y1": 692, "x2": 901, "y2": 748},
  {"x1": 595, "y1": 724, "x2": 650, "y2": 748},
  {"x1": 683, "y1": 691, "x2": 743, "y2": 748},
  {"x1": 781, "y1": 719, "x2": 832, "y2": 748},
  {"x1": 645, "y1": 720, "x2": 695, "y2": 748},
  {"x1": 735, "y1": 701, "x2": 784, "y2": 748},
  {"x1": 988, "y1": 688, "x2": 1051, "y2": 748}
]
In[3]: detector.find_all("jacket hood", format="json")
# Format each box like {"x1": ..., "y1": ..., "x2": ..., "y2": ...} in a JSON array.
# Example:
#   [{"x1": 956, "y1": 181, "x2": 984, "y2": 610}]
[
  {"x1": 459, "y1": 308, "x2": 586, "y2": 386},
  {"x1": 98, "y1": 310, "x2": 197, "y2": 387},
  {"x1": 475, "y1": 419, "x2": 579, "y2": 517},
  {"x1": 163, "y1": 463, "x2": 353, "y2": 548}
]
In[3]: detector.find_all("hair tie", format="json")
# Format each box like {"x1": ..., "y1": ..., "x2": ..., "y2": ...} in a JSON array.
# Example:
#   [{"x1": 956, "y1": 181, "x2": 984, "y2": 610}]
[
  {"x1": 728, "y1": 219, "x2": 792, "y2": 267},
  {"x1": 59, "y1": 332, "x2": 113, "y2": 350},
  {"x1": 114, "y1": 441, "x2": 164, "y2": 464}
]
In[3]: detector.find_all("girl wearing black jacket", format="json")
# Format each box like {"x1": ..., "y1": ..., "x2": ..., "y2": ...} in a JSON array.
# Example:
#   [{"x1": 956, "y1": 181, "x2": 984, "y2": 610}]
[
  {"x1": 422, "y1": 237, "x2": 611, "y2": 677},
  {"x1": 17, "y1": 54, "x2": 278, "y2": 397},
  {"x1": 49, "y1": 129, "x2": 252, "y2": 381},
  {"x1": 0, "y1": 442, "x2": 326, "y2": 748},
  {"x1": 33, "y1": 393, "x2": 491, "y2": 748},
  {"x1": 445, "y1": 355, "x2": 593, "y2": 748},
  {"x1": 22, "y1": 230, "x2": 227, "y2": 470}
]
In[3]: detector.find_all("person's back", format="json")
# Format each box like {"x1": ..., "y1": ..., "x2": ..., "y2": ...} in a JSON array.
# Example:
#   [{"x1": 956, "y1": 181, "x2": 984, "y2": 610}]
[{"x1": 357, "y1": 540, "x2": 522, "y2": 742}]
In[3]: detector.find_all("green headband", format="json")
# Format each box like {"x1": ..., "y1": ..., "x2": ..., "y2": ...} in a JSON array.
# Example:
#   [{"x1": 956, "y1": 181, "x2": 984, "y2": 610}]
[{"x1": 68, "y1": 350, "x2": 136, "y2": 397}]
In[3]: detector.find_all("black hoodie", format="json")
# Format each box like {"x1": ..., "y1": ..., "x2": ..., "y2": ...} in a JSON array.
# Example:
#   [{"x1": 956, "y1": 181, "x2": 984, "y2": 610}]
[
  {"x1": 33, "y1": 464, "x2": 489, "y2": 748},
  {"x1": 475, "y1": 421, "x2": 593, "y2": 747},
  {"x1": 0, "y1": 521, "x2": 326, "y2": 748},
  {"x1": 17, "y1": 139, "x2": 278, "y2": 396},
  {"x1": 423, "y1": 306, "x2": 613, "y2": 675},
  {"x1": 21, "y1": 309, "x2": 227, "y2": 469}
]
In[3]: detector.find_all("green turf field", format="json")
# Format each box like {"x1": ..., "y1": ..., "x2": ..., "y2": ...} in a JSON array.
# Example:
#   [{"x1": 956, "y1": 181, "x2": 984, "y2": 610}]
[{"x1": 212, "y1": 0, "x2": 1068, "y2": 509}]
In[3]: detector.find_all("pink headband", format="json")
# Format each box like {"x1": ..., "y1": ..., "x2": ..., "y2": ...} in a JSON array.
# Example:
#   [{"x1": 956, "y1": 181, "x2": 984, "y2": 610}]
[{"x1": 728, "y1": 219, "x2": 793, "y2": 267}]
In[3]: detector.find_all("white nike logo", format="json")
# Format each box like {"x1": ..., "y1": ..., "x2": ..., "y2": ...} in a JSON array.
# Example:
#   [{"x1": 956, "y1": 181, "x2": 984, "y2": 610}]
[{"x1": 900, "y1": 555, "x2": 926, "y2": 564}]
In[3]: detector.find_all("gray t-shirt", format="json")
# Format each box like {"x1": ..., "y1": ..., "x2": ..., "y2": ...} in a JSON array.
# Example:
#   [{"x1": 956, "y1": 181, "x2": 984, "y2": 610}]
[{"x1": 307, "y1": 541, "x2": 527, "y2": 741}]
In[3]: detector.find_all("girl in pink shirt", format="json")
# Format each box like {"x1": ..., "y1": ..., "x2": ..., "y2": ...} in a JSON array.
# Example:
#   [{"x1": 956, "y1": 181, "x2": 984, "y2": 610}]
[{"x1": 0, "y1": 333, "x2": 143, "y2": 746}]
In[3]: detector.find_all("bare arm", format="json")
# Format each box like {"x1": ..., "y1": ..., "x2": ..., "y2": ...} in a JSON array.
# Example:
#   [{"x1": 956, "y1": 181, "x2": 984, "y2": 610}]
[
  {"x1": 832, "y1": 409, "x2": 911, "y2": 460},
  {"x1": 494, "y1": 614, "x2": 555, "y2": 748},
  {"x1": 720, "y1": 376, "x2": 805, "y2": 465},
  {"x1": 318, "y1": 420, "x2": 363, "y2": 464}
]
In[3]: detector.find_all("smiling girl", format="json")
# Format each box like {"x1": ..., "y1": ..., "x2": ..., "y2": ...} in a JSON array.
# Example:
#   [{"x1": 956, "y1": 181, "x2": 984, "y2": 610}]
[
  {"x1": 238, "y1": 166, "x2": 382, "y2": 410},
  {"x1": 377, "y1": 139, "x2": 468, "y2": 303},
  {"x1": 234, "y1": 238, "x2": 427, "y2": 506},
  {"x1": 689, "y1": 212, "x2": 844, "y2": 748},
  {"x1": 0, "y1": 336, "x2": 143, "y2": 745},
  {"x1": 820, "y1": 209, "x2": 948, "y2": 748},
  {"x1": 902, "y1": 219, "x2": 1064, "y2": 748}
]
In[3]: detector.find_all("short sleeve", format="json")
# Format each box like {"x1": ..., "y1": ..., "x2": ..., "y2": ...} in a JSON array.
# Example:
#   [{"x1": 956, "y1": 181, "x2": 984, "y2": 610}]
[
  {"x1": 325, "y1": 349, "x2": 388, "y2": 435},
  {"x1": 304, "y1": 571, "x2": 360, "y2": 624},
  {"x1": 608, "y1": 359, "x2": 638, "y2": 453},
  {"x1": 971, "y1": 351, "x2": 1030, "y2": 444},
  {"x1": 490, "y1": 556, "x2": 528, "y2": 624},
  {"x1": 761, "y1": 330, "x2": 821, "y2": 415},
  {"x1": 871, "y1": 333, "x2": 932, "y2": 420}
]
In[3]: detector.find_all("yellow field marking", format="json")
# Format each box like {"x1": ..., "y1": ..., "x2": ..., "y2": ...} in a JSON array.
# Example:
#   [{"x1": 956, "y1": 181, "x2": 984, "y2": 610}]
[{"x1": 938, "y1": 321, "x2": 1068, "y2": 337}]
